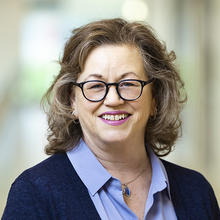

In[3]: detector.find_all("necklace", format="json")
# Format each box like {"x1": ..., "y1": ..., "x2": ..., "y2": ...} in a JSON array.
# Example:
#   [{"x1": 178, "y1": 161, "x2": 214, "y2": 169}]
[{"x1": 121, "y1": 168, "x2": 146, "y2": 198}]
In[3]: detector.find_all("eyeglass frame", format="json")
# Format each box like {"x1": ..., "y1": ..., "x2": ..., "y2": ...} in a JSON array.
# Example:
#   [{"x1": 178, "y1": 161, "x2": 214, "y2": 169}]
[{"x1": 72, "y1": 78, "x2": 154, "y2": 102}]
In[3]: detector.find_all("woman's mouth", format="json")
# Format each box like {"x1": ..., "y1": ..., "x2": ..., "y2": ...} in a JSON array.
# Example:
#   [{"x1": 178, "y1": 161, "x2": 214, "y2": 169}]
[
  {"x1": 101, "y1": 114, "x2": 129, "y2": 121},
  {"x1": 99, "y1": 111, "x2": 131, "y2": 126}
]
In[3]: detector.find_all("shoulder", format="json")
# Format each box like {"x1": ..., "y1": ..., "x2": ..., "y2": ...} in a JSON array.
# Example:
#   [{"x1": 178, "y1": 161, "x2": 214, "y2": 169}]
[
  {"x1": 13, "y1": 153, "x2": 71, "y2": 186},
  {"x1": 161, "y1": 159, "x2": 220, "y2": 219},
  {"x1": 8, "y1": 152, "x2": 85, "y2": 200},
  {"x1": 2, "y1": 153, "x2": 92, "y2": 219},
  {"x1": 161, "y1": 159, "x2": 214, "y2": 193},
  {"x1": 161, "y1": 159, "x2": 214, "y2": 190},
  {"x1": 7, "y1": 153, "x2": 76, "y2": 202},
  {"x1": 161, "y1": 159, "x2": 208, "y2": 184}
]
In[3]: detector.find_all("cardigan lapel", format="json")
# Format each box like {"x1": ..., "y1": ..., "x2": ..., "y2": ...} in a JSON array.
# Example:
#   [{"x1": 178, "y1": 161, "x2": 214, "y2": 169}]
[
  {"x1": 77, "y1": 184, "x2": 101, "y2": 220},
  {"x1": 57, "y1": 153, "x2": 101, "y2": 220},
  {"x1": 161, "y1": 159, "x2": 189, "y2": 220}
]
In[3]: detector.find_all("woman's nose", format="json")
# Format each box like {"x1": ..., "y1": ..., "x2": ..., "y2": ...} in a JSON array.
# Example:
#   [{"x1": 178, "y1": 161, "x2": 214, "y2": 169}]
[{"x1": 103, "y1": 86, "x2": 124, "y2": 106}]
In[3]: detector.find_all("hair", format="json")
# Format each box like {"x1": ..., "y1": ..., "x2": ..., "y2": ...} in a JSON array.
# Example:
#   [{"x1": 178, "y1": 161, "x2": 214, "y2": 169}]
[{"x1": 42, "y1": 18, "x2": 186, "y2": 157}]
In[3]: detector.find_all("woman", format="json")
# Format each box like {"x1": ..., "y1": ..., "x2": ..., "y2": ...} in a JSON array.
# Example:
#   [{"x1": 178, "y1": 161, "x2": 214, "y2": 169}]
[{"x1": 2, "y1": 18, "x2": 219, "y2": 220}]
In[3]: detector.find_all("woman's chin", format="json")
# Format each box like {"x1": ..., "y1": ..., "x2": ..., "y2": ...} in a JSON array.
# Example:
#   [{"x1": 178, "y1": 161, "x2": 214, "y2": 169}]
[{"x1": 97, "y1": 132, "x2": 129, "y2": 145}]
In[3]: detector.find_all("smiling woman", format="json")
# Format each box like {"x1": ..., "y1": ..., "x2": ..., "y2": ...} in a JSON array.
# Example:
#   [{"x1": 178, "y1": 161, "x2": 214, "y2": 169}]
[
  {"x1": 2, "y1": 18, "x2": 220, "y2": 220},
  {"x1": 43, "y1": 19, "x2": 185, "y2": 157}
]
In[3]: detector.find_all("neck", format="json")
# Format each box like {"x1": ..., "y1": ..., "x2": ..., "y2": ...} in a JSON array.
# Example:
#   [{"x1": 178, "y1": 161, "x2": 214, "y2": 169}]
[{"x1": 83, "y1": 135, "x2": 152, "y2": 182}]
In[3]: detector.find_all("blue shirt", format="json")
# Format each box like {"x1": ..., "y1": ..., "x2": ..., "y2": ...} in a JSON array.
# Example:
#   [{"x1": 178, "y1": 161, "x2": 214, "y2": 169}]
[{"x1": 67, "y1": 140, "x2": 177, "y2": 220}]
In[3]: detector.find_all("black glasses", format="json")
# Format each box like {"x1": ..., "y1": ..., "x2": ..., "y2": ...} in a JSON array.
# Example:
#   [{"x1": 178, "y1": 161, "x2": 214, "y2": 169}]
[{"x1": 73, "y1": 78, "x2": 154, "y2": 102}]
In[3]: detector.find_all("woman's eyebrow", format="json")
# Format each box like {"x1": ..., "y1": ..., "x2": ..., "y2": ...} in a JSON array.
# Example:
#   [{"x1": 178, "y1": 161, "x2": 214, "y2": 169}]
[
  {"x1": 84, "y1": 72, "x2": 139, "y2": 81},
  {"x1": 84, "y1": 74, "x2": 104, "y2": 81},
  {"x1": 120, "y1": 72, "x2": 139, "y2": 79}
]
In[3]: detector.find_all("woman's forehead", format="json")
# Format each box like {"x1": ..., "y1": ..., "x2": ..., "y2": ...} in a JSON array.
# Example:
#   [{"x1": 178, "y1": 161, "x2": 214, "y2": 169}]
[{"x1": 78, "y1": 44, "x2": 147, "y2": 81}]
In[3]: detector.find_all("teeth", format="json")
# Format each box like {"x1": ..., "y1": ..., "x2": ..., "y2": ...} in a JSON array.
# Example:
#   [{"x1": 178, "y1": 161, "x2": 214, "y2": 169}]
[{"x1": 101, "y1": 114, "x2": 129, "y2": 121}]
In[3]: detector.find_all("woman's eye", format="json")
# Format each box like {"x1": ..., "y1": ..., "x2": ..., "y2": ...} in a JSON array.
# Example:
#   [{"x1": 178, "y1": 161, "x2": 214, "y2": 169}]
[
  {"x1": 87, "y1": 83, "x2": 105, "y2": 90},
  {"x1": 120, "y1": 82, "x2": 138, "y2": 87}
]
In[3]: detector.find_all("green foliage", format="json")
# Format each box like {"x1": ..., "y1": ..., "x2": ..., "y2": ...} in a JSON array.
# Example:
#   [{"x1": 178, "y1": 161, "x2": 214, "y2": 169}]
[{"x1": 18, "y1": 63, "x2": 59, "y2": 104}]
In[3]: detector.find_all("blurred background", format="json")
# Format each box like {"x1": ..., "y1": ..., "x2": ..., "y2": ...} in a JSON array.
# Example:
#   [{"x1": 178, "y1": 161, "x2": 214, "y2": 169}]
[{"x1": 0, "y1": 0, "x2": 220, "y2": 214}]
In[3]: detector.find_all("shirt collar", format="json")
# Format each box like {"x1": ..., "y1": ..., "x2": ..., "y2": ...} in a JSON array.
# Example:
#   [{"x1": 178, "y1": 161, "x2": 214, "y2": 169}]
[
  {"x1": 148, "y1": 147, "x2": 172, "y2": 199},
  {"x1": 67, "y1": 139, "x2": 171, "y2": 199},
  {"x1": 67, "y1": 139, "x2": 111, "y2": 196}
]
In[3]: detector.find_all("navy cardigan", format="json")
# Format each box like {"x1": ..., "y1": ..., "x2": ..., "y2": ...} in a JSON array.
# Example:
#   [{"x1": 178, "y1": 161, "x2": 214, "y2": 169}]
[{"x1": 2, "y1": 153, "x2": 220, "y2": 220}]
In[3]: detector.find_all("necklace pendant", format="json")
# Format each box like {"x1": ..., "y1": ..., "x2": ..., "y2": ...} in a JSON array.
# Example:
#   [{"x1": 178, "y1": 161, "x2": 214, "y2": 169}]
[{"x1": 122, "y1": 184, "x2": 131, "y2": 197}]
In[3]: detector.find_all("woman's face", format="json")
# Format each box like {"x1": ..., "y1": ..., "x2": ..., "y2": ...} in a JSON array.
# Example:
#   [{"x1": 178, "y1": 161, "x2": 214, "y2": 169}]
[{"x1": 72, "y1": 44, "x2": 154, "y2": 146}]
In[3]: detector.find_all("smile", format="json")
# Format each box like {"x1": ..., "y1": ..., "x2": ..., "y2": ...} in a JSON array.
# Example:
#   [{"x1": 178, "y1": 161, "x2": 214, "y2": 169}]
[
  {"x1": 99, "y1": 111, "x2": 131, "y2": 126},
  {"x1": 101, "y1": 114, "x2": 129, "y2": 121}
]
